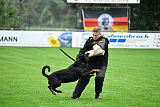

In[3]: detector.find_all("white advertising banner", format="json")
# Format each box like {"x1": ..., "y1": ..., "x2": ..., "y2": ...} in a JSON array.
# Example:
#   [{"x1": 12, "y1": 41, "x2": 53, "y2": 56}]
[
  {"x1": 72, "y1": 32, "x2": 160, "y2": 49},
  {"x1": 67, "y1": 0, "x2": 140, "y2": 4},
  {"x1": 0, "y1": 30, "x2": 160, "y2": 49},
  {"x1": 0, "y1": 31, "x2": 72, "y2": 47}
]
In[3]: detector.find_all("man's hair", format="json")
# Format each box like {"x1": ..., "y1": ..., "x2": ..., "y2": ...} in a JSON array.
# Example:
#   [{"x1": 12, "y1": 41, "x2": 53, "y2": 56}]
[{"x1": 92, "y1": 27, "x2": 101, "y2": 33}]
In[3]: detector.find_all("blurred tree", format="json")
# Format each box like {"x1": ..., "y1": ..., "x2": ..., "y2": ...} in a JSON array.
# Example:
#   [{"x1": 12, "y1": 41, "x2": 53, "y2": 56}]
[
  {"x1": 19, "y1": 0, "x2": 76, "y2": 28},
  {"x1": 39, "y1": 6, "x2": 55, "y2": 25},
  {"x1": 130, "y1": 0, "x2": 160, "y2": 30},
  {"x1": 0, "y1": 0, "x2": 24, "y2": 29},
  {"x1": 1, "y1": 0, "x2": 159, "y2": 30}
]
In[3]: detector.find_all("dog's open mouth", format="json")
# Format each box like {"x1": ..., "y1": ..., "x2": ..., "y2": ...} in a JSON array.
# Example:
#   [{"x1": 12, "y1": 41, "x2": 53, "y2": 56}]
[{"x1": 48, "y1": 86, "x2": 56, "y2": 95}]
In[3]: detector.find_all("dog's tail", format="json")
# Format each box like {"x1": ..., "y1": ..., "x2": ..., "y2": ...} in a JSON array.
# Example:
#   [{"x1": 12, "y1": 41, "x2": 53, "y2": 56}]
[{"x1": 42, "y1": 65, "x2": 50, "y2": 78}]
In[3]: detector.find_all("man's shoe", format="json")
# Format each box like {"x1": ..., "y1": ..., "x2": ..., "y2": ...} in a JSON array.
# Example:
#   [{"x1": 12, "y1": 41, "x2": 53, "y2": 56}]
[{"x1": 95, "y1": 94, "x2": 100, "y2": 99}]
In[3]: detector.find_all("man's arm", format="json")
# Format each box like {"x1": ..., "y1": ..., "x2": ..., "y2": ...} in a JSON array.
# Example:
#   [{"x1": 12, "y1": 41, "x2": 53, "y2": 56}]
[
  {"x1": 104, "y1": 38, "x2": 109, "y2": 66},
  {"x1": 76, "y1": 37, "x2": 93, "y2": 59}
]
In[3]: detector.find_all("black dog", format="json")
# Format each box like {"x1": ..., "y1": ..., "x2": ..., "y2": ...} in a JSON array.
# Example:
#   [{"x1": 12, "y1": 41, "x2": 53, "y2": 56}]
[{"x1": 42, "y1": 54, "x2": 100, "y2": 95}]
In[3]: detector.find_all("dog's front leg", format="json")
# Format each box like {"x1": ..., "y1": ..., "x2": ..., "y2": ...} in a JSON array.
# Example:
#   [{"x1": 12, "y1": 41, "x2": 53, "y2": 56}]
[
  {"x1": 91, "y1": 69, "x2": 101, "y2": 73},
  {"x1": 89, "y1": 69, "x2": 101, "y2": 76},
  {"x1": 48, "y1": 86, "x2": 56, "y2": 95},
  {"x1": 82, "y1": 69, "x2": 101, "y2": 77}
]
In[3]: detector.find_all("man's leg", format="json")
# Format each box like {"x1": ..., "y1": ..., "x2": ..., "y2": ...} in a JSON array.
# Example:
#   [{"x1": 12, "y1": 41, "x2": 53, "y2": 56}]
[
  {"x1": 72, "y1": 75, "x2": 91, "y2": 99},
  {"x1": 95, "y1": 66, "x2": 106, "y2": 99},
  {"x1": 95, "y1": 77, "x2": 104, "y2": 99}
]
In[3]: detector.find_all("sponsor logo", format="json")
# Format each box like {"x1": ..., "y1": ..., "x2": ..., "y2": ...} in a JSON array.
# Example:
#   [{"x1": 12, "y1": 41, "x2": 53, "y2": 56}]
[
  {"x1": 93, "y1": 40, "x2": 104, "y2": 44},
  {"x1": 58, "y1": 32, "x2": 72, "y2": 46},
  {"x1": 48, "y1": 32, "x2": 72, "y2": 47},
  {"x1": 109, "y1": 39, "x2": 126, "y2": 43},
  {"x1": 103, "y1": 34, "x2": 149, "y2": 39},
  {"x1": 49, "y1": 36, "x2": 60, "y2": 47},
  {"x1": 103, "y1": 33, "x2": 149, "y2": 43},
  {"x1": 0, "y1": 36, "x2": 17, "y2": 42}
]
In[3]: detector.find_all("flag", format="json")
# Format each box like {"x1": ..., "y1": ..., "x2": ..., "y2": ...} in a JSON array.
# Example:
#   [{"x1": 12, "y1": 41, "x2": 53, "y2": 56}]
[{"x1": 82, "y1": 8, "x2": 128, "y2": 31}]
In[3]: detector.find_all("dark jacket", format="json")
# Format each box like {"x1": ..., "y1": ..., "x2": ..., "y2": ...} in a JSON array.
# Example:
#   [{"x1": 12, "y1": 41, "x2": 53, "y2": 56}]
[{"x1": 77, "y1": 36, "x2": 109, "y2": 69}]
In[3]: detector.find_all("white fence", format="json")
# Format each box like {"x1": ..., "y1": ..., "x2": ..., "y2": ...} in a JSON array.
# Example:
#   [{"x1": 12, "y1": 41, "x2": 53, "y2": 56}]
[{"x1": 0, "y1": 30, "x2": 160, "y2": 49}]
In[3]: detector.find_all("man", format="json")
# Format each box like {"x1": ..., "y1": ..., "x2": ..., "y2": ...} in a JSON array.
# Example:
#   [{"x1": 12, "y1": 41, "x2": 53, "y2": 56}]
[{"x1": 72, "y1": 27, "x2": 109, "y2": 99}]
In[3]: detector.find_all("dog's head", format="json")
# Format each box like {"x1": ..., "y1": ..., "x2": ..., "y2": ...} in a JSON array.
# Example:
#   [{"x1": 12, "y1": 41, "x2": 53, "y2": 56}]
[{"x1": 76, "y1": 53, "x2": 89, "y2": 65}]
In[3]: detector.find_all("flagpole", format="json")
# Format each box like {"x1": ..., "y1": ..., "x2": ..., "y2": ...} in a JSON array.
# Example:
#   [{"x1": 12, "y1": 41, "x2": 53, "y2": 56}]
[
  {"x1": 81, "y1": 9, "x2": 85, "y2": 32},
  {"x1": 127, "y1": 4, "x2": 130, "y2": 31}
]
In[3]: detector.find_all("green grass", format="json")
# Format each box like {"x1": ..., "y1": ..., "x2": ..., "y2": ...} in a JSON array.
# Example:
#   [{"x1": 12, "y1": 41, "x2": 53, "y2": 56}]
[{"x1": 0, "y1": 47, "x2": 160, "y2": 107}]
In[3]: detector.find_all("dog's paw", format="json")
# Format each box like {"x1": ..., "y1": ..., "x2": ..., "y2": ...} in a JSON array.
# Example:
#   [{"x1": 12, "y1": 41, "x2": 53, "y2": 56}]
[
  {"x1": 91, "y1": 69, "x2": 101, "y2": 72},
  {"x1": 89, "y1": 74, "x2": 95, "y2": 76},
  {"x1": 48, "y1": 86, "x2": 56, "y2": 95},
  {"x1": 55, "y1": 90, "x2": 62, "y2": 93}
]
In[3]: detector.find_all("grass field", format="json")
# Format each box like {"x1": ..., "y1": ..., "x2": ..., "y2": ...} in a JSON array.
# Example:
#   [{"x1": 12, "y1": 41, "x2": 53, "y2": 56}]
[{"x1": 0, "y1": 47, "x2": 160, "y2": 107}]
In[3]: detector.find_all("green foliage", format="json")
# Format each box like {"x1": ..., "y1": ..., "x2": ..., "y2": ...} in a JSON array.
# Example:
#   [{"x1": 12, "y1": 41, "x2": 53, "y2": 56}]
[
  {"x1": 0, "y1": 0, "x2": 24, "y2": 29},
  {"x1": 130, "y1": 0, "x2": 160, "y2": 30},
  {"x1": 0, "y1": 47, "x2": 160, "y2": 106},
  {"x1": 39, "y1": 6, "x2": 54, "y2": 25},
  {"x1": 1, "y1": 0, "x2": 160, "y2": 30},
  {"x1": 19, "y1": 0, "x2": 77, "y2": 28}
]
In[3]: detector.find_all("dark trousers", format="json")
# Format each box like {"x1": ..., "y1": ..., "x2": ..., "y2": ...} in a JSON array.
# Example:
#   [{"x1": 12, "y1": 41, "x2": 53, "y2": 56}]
[
  {"x1": 72, "y1": 66, "x2": 106, "y2": 98},
  {"x1": 72, "y1": 76, "x2": 91, "y2": 98}
]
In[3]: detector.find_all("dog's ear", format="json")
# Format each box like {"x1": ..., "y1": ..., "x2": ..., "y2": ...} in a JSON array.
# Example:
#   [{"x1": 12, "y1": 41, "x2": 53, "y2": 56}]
[
  {"x1": 78, "y1": 54, "x2": 84, "y2": 58},
  {"x1": 76, "y1": 53, "x2": 89, "y2": 63},
  {"x1": 77, "y1": 54, "x2": 85, "y2": 60}
]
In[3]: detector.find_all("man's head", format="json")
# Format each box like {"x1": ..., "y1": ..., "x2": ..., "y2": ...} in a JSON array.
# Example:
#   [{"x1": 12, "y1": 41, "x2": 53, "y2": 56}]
[{"x1": 92, "y1": 27, "x2": 102, "y2": 41}]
